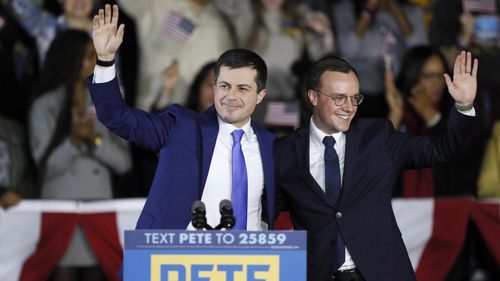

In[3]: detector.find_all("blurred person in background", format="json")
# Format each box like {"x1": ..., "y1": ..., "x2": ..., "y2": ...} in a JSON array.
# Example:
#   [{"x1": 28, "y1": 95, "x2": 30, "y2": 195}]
[
  {"x1": 28, "y1": 30, "x2": 131, "y2": 281},
  {"x1": 215, "y1": 0, "x2": 334, "y2": 102},
  {"x1": 333, "y1": 0, "x2": 428, "y2": 118},
  {"x1": 0, "y1": 114, "x2": 38, "y2": 209},
  {"x1": 185, "y1": 61, "x2": 217, "y2": 113},
  {"x1": 9, "y1": 0, "x2": 95, "y2": 64},
  {"x1": 386, "y1": 45, "x2": 483, "y2": 197},
  {"x1": 477, "y1": 120, "x2": 500, "y2": 198},
  {"x1": 0, "y1": 2, "x2": 39, "y2": 125},
  {"x1": 429, "y1": 0, "x2": 500, "y2": 63},
  {"x1": 385, "y1": 48, "x2": 488, "y2": 281},
  {"x1": 429, "y1": 0, "x2": 499, "y2": 141},
  {"x1": 149, "y1": 59, "x2": 216, "y2": 113},
  {"x1": 8, "y1": 0, "x2": 141, "y2": 198},
  {"x1": 0, "y1": 2, "x2": 40, "y2": 209},
  {"x1": 116, "y1": 0, "x2": 233, "y2": 110},
  {"x1": 7, "y1": 0, "x2": 138, "y2": 107}
]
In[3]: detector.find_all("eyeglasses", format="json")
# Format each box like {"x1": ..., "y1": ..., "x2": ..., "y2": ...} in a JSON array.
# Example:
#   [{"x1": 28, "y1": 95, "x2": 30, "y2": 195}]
[{"x1": 312, "y1": 89, "x2": 364, "y2": 106}]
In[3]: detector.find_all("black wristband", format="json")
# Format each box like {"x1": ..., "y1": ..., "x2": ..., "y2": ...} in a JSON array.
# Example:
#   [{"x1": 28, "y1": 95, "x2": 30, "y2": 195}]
[{"x1": 96, "y1": 58, "x2": 115, "y2": 67}]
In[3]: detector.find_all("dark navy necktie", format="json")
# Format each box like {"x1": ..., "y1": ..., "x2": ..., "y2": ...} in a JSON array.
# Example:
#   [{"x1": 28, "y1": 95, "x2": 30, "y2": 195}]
[
  {"x1": 323, "y1": 136, "x2": 345, "y2": 270},
  {"x1": 231, "y1": 129, "x2": 248, "y2": 230}
]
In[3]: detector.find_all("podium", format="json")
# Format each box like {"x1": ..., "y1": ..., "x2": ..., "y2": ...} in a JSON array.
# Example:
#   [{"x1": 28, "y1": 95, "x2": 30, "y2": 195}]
[{"x1": 124, "y1": 230, "x2": 306, "y2": 281}]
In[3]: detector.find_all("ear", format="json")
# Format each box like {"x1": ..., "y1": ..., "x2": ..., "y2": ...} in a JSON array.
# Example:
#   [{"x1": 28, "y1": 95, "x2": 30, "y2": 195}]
[
  {"x1": 307, "y1": 89, "x2": 318, "y2": 106},
  {"x1": 256, "y1": 89, "x2": 267, "y2": 105}
]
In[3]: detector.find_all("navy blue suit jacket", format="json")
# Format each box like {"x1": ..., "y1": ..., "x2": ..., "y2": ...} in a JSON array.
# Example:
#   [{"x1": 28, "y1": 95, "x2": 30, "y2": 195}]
[
  {"x1": 88, "y1": 77, "x2": 276, "y2": 230},
  {"x1": 274, "y1": 108, "x2": 475, "y2": 281}
]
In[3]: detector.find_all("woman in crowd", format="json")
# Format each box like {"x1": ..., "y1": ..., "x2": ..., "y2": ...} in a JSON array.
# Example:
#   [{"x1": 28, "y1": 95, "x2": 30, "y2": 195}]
[
  {"x1": 29, "y1": 30, "x2": 131, "y2": 281},
  {"x1": 387, "y1": 45, "x2": 480, "y2": 197}
]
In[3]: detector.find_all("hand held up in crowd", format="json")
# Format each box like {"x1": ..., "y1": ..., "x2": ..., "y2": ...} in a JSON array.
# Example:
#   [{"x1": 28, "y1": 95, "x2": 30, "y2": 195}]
[
  {"x1": 154, "y1": 60, "x2": 180, "y2": 110},
  {"x1": 444, "y1": 51, "x2": 478, "y2": 110},
  {"x1": 92, "y1": 4, "x2": 124, "y2": 62},
  {"x1": 384, "y1": 68, "x2": 403, "y2": 128}
]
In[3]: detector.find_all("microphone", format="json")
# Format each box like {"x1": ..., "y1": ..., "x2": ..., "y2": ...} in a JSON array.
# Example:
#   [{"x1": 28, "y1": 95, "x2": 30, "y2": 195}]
[
  {"x1": 191, "y1": 200, "x2": 210, "y2": 230},
  {"x1": 216, "y1": 199, "x2": 235, "y2": 230}
]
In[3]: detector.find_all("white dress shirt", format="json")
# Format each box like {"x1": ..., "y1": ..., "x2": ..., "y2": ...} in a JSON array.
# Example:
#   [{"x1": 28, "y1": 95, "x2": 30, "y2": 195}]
[
  {"x1": 93, "y1": 65, "x2": 265, "y2": 230},
  {"x1": 196, "y1": 117, "x2": 264, "y2": 231},
  {"x1": 309, "y1": 118, "x2": 356, "y2": 271}
]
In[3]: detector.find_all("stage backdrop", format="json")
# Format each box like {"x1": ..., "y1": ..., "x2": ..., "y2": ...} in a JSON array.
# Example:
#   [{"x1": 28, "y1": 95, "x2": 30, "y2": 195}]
[{"x1": 0, "y1": 198, "x2": 498, "y2": 281}]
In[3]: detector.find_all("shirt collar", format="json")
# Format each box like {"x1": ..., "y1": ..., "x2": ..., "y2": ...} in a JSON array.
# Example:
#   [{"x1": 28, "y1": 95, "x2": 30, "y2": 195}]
[
  {"x1": 217, "y1": 116, "x2": 254, "y2": 142},
  {"x1": 309, "y1": 117, "x2": 344, "y2": 147}
]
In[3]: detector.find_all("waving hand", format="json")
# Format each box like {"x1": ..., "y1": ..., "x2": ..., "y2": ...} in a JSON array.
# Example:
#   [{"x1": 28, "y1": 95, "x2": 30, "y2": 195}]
[
  {"x1": 93, "y1": 4, "x2": 124, "y2": 61},
  {"x1": 444, "y1": 51, "x2": 478, "y2": 108}
]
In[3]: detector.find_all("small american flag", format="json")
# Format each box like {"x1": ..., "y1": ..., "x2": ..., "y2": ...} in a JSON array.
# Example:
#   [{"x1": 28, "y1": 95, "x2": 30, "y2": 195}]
[
  {"x1": 160, "y1": 10, "x2": 196, "y2": 45},
  {"x1": 463, "y1": 0, "x2": 497, "y2": 14},
  {"x1": 264, "y1": 101, "x2": 300, "y2": 127}
]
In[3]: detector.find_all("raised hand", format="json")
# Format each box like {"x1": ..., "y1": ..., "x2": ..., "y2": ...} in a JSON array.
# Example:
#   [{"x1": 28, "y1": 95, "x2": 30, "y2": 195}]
[
  {"x1": 92, "y1": 4, "x2": 124, "y2": 61},
  {"x1": 384, "y1": 69, "x2": 403, "y2": 128},
  {"x1": 162, "y1": 60, "x2": 180, "y2": 96},
  {"x1": 444, "y1": 51, "x2": 478, "y2": 107}
]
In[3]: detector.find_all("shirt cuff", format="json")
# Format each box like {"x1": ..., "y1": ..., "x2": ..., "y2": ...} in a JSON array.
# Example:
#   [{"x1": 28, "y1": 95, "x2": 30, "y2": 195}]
[
  {"x1": 457, "y1": 107, "x2": 476, "y2": 117},
  {"x1": 93, "y1": 64, "x2": 116, "y2": 83}
]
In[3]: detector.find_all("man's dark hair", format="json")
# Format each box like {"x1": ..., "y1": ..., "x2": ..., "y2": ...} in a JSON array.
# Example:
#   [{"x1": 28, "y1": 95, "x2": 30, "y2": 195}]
[
  {"x1": 304, "y1": 55, "x2": 358, "y2": 92},
  {"x1": 214, "y1": 48, "x2": 267, "y2": 93}
]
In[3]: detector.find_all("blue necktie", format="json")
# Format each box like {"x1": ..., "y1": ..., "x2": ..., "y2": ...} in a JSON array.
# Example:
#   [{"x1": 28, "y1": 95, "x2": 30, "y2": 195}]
[
  {"x1": 323, "y1": 136, "x2": 345, "y2": 270},
  {"x1": 231, "y1": 129, "x2": 248, "y2": 230}
]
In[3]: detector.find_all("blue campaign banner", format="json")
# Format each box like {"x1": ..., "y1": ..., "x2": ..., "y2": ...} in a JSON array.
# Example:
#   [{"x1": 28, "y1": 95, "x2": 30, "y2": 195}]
[{"x1": 124, "y1": 230, "x2": 306, "y2": 281}]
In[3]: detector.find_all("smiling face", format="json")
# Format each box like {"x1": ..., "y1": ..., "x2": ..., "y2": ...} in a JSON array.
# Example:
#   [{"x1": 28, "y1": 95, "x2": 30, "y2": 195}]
[
  {"x1": 213, "y1": 66, "x2": 266, "y2": 128},
  {"x1": 309, "y1": 70, "x2": 359, "y2": 134}
]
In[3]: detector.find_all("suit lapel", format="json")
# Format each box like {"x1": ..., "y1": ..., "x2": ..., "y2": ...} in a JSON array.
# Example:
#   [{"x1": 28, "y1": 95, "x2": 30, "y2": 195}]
[
  {"x1": 339, "y1": 121, "x2": 360, "y2": 208},
  {"x1": 198, "y1": 107, "x2": 219, "y2": 193},
  {"x1": 294, "y1": 127, "x2": 334, "y2": 207},
  {"x1": 252, "y1": 121, "x2": 275, "y2": 228}
]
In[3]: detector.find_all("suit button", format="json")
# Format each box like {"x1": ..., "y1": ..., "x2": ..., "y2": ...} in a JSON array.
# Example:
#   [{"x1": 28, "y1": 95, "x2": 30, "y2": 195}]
[
  {"x1": 336, "y1": 212, "x2": 342, "y2": 219},
  {"x1": 330, "y1": 239, "x2": 336, "y2": 246}
]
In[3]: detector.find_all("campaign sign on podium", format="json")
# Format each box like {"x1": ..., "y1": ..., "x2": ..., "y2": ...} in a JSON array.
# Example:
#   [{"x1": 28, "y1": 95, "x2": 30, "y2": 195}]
[{"x1": 124, "y1": 230, "x2": 306, "y2": 281}]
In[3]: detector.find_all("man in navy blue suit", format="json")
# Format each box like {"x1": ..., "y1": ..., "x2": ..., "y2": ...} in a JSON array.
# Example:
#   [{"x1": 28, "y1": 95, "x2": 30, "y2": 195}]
[
  {"x1": 274, "y1": 54, "x2": 478, "y2": 280},
  {"x1": 88, "y1": 5, "x2": 275, "y2": 231}
]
